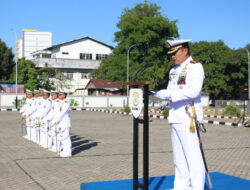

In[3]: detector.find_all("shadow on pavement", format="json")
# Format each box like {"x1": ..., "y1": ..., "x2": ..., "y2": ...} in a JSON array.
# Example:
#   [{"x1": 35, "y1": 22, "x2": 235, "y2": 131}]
[{"x1": 71, "y1": 134, "x2": 100, "y2": 155}]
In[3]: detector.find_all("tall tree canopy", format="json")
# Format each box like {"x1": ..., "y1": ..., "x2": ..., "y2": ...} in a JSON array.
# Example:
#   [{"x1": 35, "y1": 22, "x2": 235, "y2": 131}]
[
  {"x1": 11, "y1": 59, "x2": 59, "y2": 90},
  {"x1": 11, "y1": 58, "x2": 39, "y2": 90},
  {"x1": 191, "y1": 41, "x2": 249, "y2": 100},
  {"x1": 191, "y1": 41, "x2": 232, "y2": 100},
  {"x1": 0, "y1": 38, "x2": 15, "y2": 80},
  {"x1": 92, "y1": 1, "x2": 179, "y2": 89}
]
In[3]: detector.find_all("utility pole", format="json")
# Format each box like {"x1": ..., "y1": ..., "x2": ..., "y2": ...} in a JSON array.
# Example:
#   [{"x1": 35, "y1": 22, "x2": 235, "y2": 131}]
[{"x1": 11, "y1": 29, "x2": 18, "y2": 109}]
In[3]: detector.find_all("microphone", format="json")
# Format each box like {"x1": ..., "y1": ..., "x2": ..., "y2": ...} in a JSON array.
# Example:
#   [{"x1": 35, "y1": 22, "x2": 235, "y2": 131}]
[{"x1": 134, "y1": 62, "x2": 154, "y2": 81}]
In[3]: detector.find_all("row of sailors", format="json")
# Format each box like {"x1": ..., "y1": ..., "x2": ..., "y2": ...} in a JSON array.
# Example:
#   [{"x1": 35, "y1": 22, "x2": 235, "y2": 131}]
[{"x1": 19, "y1": 89, "x2": 72, "y2": 157}]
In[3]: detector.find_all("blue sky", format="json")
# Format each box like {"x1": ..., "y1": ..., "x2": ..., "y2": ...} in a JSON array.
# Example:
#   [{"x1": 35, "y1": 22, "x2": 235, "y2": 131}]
[{"x1": 1, "y1": 0, "x2": 250, "y2": 55}]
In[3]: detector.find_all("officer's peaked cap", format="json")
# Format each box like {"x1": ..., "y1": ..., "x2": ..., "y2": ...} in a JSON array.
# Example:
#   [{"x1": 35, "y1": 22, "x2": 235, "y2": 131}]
[
  {"x1": 26, "y1": 89, "x2": 33, "y2": 94},
  {"x1": 50, "y1": 90, "x2": 59, "y2": 95},
  {"x1": 43, "y1": 90, "x2": 50, "y2": 95},
  {"x1": 166, "y1": 39, "x2": 191, "y2": 54},
  {"x1": 59, "y1": 89, "x2": 68, "y2": 95},
  {"x1": 34, "y1": 90, "x2": 39, "y2": 94},
  {"x1": 39, "y1": 88, "x2": 45, "y2": 92}
]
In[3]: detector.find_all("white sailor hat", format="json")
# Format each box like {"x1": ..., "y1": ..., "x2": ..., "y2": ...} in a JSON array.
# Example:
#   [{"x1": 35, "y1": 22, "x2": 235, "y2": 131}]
[
  {"x1": 43, "y1": 90, "x2": 50, "y2": 95},
  {"x1": 34, "y1": 90, "x2": 39, "y2": 94},
  {"x1": 166, "y1": 39, "x2": 191, "y2": 54},
  {"x1": 59, "y1": 89, "x2": 68, "y2": 95}
]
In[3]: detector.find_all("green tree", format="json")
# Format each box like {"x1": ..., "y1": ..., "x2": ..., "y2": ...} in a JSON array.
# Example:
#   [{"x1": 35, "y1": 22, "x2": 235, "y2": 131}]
[
  {"x1": 11, "y1": 59, "x2": 62, "y2": 91},
  {"x1": 225, "y1": 48, "x2": 248, "y2": 99},
  {"x1": 191, "y1": 40, "x2": 232, "y2": 100},
  {"x1": 11, "y1": 58, "x2": 39, "y2": 90},
  {"x1": 92, "y1": 1, "x2": 179, "y2": 90},
  {"x1": 37, "y1": 67, "x2": 57, "y2": 90},
  {"x1": 0, "y1": 38, "x2": 15, "y2": 80}
]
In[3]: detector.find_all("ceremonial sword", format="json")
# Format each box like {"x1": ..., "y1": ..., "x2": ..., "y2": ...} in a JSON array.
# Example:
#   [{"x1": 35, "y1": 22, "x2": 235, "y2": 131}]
[{"x1": 186, "y1": 101, "x2": 213, "y2": 189}]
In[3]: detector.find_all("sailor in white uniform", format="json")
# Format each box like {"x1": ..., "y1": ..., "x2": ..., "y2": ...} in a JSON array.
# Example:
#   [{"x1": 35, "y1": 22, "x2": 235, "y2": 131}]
[
  {"x1": 39, "y1": 90, "x2": 52, "y2": 148},
  {"x1": 30, "y1": 90, "x2": 40, "y2": 142},
  {"x1": 44, "y1": 91, "x2": 60, "y2": 152},
  {"x1": 21, "y1": 90, "x2": 33, "y2": 139},
  {"x1": 24, "y1": 91, "x2": 37, "y2": 141},
  {"x1": 20, "y1": 90, "x2": 29, "y2": 117},
  {"x1": 51, "y1": 89, "x2": 72, "y2": 157},
  {"x1": 151, "y1": 40, "x2": 205, "y2": 190}
]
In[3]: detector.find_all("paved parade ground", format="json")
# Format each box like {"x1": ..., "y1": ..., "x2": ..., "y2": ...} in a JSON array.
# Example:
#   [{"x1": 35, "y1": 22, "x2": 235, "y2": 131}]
[{"x1": 0, "y1": 111, "x2": 249, "y2": 190}]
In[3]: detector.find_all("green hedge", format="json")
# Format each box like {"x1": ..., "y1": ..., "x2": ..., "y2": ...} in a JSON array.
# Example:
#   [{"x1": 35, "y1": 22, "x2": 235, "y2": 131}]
[{"x1": 223, "y1": 104, "x2": 242, "y2": 117}]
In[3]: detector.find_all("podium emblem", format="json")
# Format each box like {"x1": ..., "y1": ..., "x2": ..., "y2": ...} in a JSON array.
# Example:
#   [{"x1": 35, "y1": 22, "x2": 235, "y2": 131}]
[{"x1": 129, "y1": 88, "x2": 143, "y2": 118}]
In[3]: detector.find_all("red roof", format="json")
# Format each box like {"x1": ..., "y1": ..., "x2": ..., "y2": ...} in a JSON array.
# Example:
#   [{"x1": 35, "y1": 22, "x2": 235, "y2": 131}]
[{"x1": 86, "y1": 79, "x2": 122, "y2": 91}]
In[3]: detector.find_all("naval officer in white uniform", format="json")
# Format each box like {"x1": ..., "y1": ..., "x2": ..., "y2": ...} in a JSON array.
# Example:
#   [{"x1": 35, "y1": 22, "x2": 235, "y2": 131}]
[
  {"x1": 39, "y1": 90, "x2": 52, "y2": 148},
  {"x1": 152, "y1": 39, "x2": 205, "y2": 190},
  {"x1": 21, "y1": 90, "x2": 34, "y2": 139},
  {"x1": 51, "y1": 89, "x2": 72, "y2": 157},
  {"x1": 42, "y1": 90, "x2": 60, "y2": 152}
]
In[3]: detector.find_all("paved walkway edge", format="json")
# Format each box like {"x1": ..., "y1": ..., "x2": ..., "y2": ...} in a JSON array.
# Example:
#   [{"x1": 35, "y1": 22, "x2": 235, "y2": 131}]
[{"x1": 0, "y1": 108, "x2": 244, "y2": 127}]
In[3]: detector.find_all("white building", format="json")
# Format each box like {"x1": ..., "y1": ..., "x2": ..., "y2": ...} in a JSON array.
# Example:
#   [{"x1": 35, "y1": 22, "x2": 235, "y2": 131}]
[
  {"x1": 16, "y1": 39, "x2": 23, "y2": 59},
  {"x1": 31, "y1": 36, "x2": 113, "y2": 95},
  {"x1": 17, "y1": 29, "x2": 52, "y2": 60}
]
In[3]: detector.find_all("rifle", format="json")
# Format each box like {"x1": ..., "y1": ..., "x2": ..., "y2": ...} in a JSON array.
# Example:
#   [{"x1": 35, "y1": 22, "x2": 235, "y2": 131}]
[{"x1": 186, "y1": 101, "x2": 213, "y2": 189}]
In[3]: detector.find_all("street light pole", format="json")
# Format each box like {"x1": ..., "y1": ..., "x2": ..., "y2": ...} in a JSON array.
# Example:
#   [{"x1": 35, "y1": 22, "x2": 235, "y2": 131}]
[
  {"x1": 127, "y1": 44, "x2": 137, "y2": 96},
  {"x1": 11, "y1": 29, "x2": 18, "y2": 109},
  {"x1": 245, "y1": 48, "x2": 250, "y2": 100}
]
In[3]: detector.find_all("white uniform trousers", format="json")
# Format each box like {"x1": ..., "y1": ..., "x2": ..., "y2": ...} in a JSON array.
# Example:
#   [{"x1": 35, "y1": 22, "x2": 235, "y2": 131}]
[
  {"x1": 40, "y1": 123, "x2": 48, "y2": 148},
  {"x1": 47, "y1": 126, "x2": 53, "y2": 149},
  {"x1": 31, "y1": 120, "x2": 37, "y2": 142},
  {"x1": 36, "y1": 125, "x2": 40, "y2": 144},
  {"x1": 171, "y1": 123, "x2": 205, "y2": 190},
  {"x1": 25, "y1": 117, "x2": 32, "y2": 140},
  {"x1": 58, "y1": 128, "x2": 72, "y2": 157}
]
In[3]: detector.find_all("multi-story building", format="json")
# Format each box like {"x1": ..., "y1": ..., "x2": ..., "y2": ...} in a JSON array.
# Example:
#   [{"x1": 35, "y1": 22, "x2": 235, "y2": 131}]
[
  {"x1": 17, "y1": 29, "x2": 52, "y2": 60},
  {"x1": 16, "y1": 39, "x2": 23, "y2": 59},
  {"x1": 31, "y1": 36, "x2": 114, "y2": 95}
]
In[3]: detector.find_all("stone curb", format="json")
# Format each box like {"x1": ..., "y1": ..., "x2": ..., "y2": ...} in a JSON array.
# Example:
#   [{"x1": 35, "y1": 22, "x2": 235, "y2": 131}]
[{"x1": 85, "y1": 108, "x2": 243, "y2": 127}]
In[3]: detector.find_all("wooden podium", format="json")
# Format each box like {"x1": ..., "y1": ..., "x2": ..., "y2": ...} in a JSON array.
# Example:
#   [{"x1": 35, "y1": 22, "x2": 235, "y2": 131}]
[{"x1": 124, "y1": 81, "x2": 154, "y2": 190}]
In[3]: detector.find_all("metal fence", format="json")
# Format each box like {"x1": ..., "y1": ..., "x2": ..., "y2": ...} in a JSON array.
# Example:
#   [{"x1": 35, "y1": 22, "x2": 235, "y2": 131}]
[{"x1": 215, "y1": 100, "x2": 250, "y2": 115}]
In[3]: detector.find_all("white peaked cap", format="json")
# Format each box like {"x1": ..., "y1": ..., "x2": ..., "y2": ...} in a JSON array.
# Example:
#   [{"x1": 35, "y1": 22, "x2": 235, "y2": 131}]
[
  {"x1": 166, "y1": 39, "x2": 191, "y2": 54},
  {"x1": 39, "y1": 88, "x2": 45, "y2": 92},
  {"x1": 43, "y1": 90, "x2": 50, "y2": 94},
  {"x1": 26, "y1": 89, "x2": 33, "y2": 94},
  {"x1": 50, "y1": 90, "x2": 58, "y2": 94},
  {"x1": 59, "y1": 89, "x2": 69, "y2": 94}
]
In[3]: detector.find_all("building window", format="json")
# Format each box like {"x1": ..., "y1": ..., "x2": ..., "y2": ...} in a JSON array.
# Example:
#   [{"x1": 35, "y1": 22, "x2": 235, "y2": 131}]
[
  {"x1": 96, "y1": 54, "x2": 108, "y2": 60},
  {"x1": 62, "y1": 52, "x2": 69, "y2": 55},
  {"x1": 66, "y1": 72, "x2": 73, "y2": 79},
  {"x1": 81, "y1": 73, "x2": 89, "y2": 79},
  {"x1": 80, "y1": 53, "x2": 92, "y2": 60}
]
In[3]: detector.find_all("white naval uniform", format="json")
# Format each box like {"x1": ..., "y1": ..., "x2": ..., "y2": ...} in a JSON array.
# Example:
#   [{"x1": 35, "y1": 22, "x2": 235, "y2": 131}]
[
  {"x1": 20, "y1": 99, "x2": 28, "y2": 137},
  {"x1": 39, "y1": 98, "x2": 52, "y2": 148},
  {"x1": 31, "y1": 97, "x2": 43, "y2": 143},
  {"x1": 20, "y1": 98, "x2": 28, "y2": 117},
  {"x1": 52, "y1": 98, "x2": 72, "y2": 157},
  {"x1": 42, "y1": 98, "x2": 61, "y2": 151},
  {"x1": 24, "y1": 97, "x2": 36, "y2": 140},
  {"x1": 153, "y1": 56, "x2": 205, "y2": 190}
]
